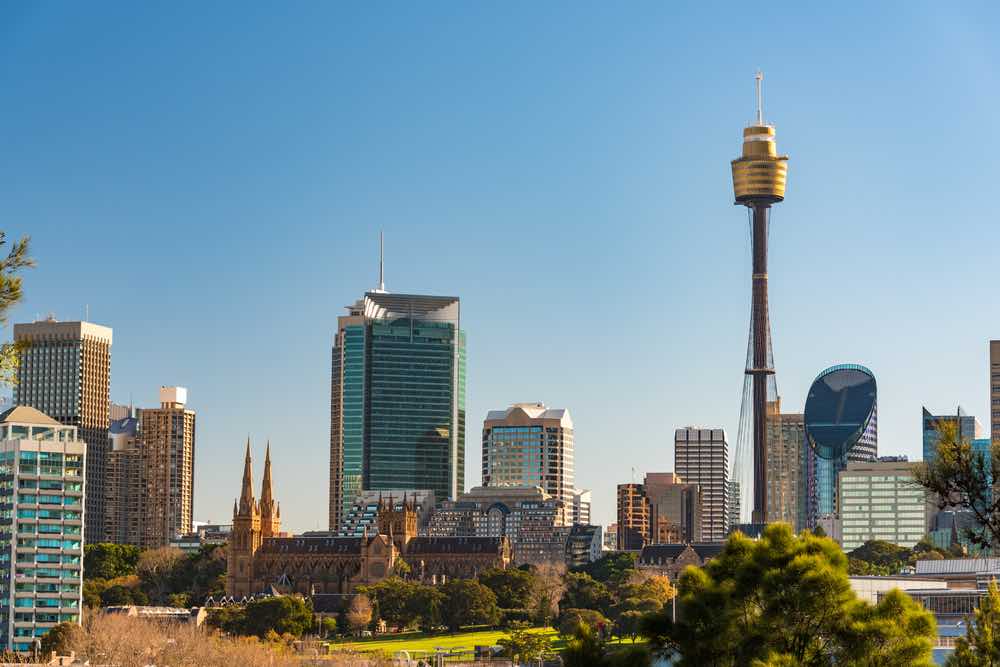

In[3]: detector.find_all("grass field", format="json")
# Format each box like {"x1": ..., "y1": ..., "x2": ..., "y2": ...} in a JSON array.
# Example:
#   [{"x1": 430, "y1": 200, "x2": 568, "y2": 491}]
[
  {"x1": 333, "y1": 627, "x2": 645, "y2": 657},
  {"x1": 335, "y1": 627, "x2": 558, "y2": 655}
]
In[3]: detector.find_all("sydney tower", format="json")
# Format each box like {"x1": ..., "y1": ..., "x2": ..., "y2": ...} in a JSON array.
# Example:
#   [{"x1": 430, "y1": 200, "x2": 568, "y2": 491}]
[{"x1": 731, "y1": 72, "x2": 788, "y2": 527}]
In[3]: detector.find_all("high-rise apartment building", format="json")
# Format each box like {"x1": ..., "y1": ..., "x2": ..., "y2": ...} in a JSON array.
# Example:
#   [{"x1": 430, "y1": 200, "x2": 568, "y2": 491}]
[
  {"x1": 727, "y1": 480, "x2": 741, "y2": 530},
  {"x1": 482, "y1": 403, "x2": 578, "y2": 524},
  {"x1": 105, "y1": 412, "x2": 143, "y2": 546},
  {"x1": 837, "y1": 461, "x2": 926, "y2": 550},
  {"x1": 617, "y1": 483, "x2": 650, "y2": 551},
  {"x1": 571, "y1": 489, "x2": 591, "y2": 525},
  {"x1": 138, "y1": 387, "x2": 196, "y2": 547},
  {"x1": 0, "y1": 407, "x2": 85, "y2": 653},
  {"x1": 991, "y1": 341, "x2": 1000, "y2": 445},
  {"x1": 103, "y1": 388, "x2": 196, "y2": 548},
  {"x1": 644, "y1": 473, "x2": 701, "y2": 543},
  {"x1": 765, "y1": 399, "x2": 806, "y2": 529},
  {"x1": 14, "y1": 318, "x2": 111, "y2": 545},
  {"x1": 330, "y1": 290, "x2": 465, "y2": 530},
  {"x1": 675, "y1": 428, "x2": 729, "y2": 542}
]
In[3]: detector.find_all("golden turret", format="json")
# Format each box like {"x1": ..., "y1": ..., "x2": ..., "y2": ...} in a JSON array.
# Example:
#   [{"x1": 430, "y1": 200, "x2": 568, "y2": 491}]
[{"x1": 731, "y1": 72, "x2": 788, "y2": 205}]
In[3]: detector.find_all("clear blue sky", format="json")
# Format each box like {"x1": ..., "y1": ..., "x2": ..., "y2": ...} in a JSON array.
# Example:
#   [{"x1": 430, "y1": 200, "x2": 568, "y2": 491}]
[{"x1": 3, "y1": 2, "x2": 999, "y2": 531}]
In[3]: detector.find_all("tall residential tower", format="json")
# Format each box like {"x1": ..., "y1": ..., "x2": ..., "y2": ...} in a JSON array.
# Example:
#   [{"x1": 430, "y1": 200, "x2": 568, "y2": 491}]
[
  {"x1": 731, "y1": 73, "x2": 788, "y2": 527},
  {"x1": 13, "y1": 318, "x2": 111, "y2": 545}
]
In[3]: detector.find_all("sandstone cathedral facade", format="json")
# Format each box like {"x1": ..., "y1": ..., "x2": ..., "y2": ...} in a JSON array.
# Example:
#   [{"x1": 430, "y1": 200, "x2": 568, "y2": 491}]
[{"x1": 226, "y1": 443, "x2": 511, "y2": 598}]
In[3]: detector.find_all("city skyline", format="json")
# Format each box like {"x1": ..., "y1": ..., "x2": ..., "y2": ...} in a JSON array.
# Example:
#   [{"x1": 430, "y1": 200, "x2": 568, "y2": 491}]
[{"x1": 6, "y1": 3, "x2": 1000, "y2": 531}]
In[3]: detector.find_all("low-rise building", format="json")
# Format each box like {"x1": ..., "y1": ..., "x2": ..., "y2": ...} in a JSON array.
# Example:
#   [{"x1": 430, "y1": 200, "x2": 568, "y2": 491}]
[
  {"x1": 837, "y1": 460, "x2": 926, "y2": 550},
  {"x1": 637, "y1": 543, "x2": 724, "y2": 581},
  {"x1": 565, "y1": 525, "x2": 603, "y2": 568}
]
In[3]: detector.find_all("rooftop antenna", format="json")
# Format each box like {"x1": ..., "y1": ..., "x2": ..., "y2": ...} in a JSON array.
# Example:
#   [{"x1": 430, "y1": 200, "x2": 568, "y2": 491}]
[
  {"x1": 755, "y1": 70, "x2": 764, "y2": 126},
  {"x1": 375, "y1": 230, "x2": 386, "y2": 293}
]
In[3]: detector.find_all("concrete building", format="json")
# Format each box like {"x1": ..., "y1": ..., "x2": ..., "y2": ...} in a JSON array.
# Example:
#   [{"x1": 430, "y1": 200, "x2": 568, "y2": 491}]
[
  {"x1": 103, "y1": 388, "x2": 196, "y2": 548},
  {"x1": 337, "y1": 489, "x2": 435, "y2": 537},
  {"x1": 426, "y1": 486, "x2": 568, "y2": 566},
  {"x1": 571, "y1": 489, "x2": 591, "y2": 526},
  {"x1": 727, "y1": 480, "x2": 740, "y2": 530},
  {"x1": 616, "y1": 483, "x2": 650, "y2": 551},
  {"x1": 765, "y1": 399, "x2": 805, "y2": 529},
  {"x1": 604, "y1": 523, "x2": 618, "y2": 551},
  {"x1": 0, "y1": 407, "x2": 85, "y2": 654},
  {"x1": 837, "y1": 460, "x2": 926, "y2": 550},
  {"x1": 674, "y1": 428, "x2": 729, "y2": 542},
  {"x1": 644, "y1": 473, "x2": 701, "y2": 543},
  {"x1": 992, "y1": 341, "x2": 1000, "y2": 447},
  {"x1": 565, "y1": 524, "x2": 603, "y2": 568},
  {"x1": 14, "y1": 318, "x2": 111, "y2": 544},
  {"x1": 330, "y1": 287, "x2": 465, "y2": 531}
]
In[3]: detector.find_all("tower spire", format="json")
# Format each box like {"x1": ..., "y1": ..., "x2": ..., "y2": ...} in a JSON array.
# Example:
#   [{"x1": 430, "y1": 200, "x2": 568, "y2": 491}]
[
  {"x1": 238, "y1": 438, "x2": 256, "y2": 515},
  {"x1": 261, "y1": 440, "x2": 275, "y2": 517},
  {"x1": 755, "y1": 70, "x2": 764, "y2": 126},
  {"x1": 376, "y1": 231, "x2": 386, "y2": 293}
]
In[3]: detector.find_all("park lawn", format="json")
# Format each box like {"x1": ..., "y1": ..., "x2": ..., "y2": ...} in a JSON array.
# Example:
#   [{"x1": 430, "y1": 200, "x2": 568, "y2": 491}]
[{"x1": 335, "y1": 627, "x2": 558, "y2": 654}]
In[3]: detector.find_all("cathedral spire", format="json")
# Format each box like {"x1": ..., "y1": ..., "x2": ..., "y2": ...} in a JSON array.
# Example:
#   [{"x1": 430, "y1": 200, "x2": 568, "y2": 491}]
[
  {"x1": 238, "y1": 438, "x2": 256, "y2": 516},
  {"x1": 260, "y1": 441, "x2": 276, "y2": 518}
]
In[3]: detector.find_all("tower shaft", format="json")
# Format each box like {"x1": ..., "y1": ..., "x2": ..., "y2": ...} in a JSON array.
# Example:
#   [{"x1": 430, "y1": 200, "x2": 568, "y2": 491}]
[{"x1": 749, "y1": 203, "x2": 773, "y2": 526}]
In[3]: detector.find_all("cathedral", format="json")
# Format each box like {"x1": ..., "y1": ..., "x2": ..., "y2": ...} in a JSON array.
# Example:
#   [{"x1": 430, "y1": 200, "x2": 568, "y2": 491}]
[{"x1": 226, "y1": 443, "x2": 511, "y2": 598}]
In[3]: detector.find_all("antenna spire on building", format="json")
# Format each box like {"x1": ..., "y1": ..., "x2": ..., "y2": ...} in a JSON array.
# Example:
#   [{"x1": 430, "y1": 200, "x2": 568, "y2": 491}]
[
  {"x1": 376, "y1": 231, "x2": 386, "y2": 293},
  {"x1": 755, "y1": 70, "x2": 764, "y2": 126}
]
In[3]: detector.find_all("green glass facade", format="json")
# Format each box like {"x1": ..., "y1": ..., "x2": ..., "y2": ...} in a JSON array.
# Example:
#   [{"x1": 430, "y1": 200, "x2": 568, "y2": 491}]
[{"x1": 330, "y1": 293, "x2": 465, "y2": 530}]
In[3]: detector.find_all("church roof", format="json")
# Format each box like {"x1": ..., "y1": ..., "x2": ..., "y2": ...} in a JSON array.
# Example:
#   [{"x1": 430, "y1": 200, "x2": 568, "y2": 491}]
[
  {"x1": 404, "y1": 536, "x2": 504, "y2": 554},
  {"x1": 256, "y1": 536, "x2": 367, "y2": 555}
]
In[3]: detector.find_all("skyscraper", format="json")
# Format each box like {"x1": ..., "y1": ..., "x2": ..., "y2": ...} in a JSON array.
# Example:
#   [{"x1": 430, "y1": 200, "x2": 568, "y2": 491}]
[
  {"x1": 482, "y1": 403, "x2": 578, "y2": 524},
  {"x1": 329, "y1": 258, "x2": 465, "y2": 530},
  {"x1": 14, "y1": 318, "x2": 111, "y2": 545},
  {"x1": 616, "y1": 483, "x2": 649, "y2": 551},
  {"x1": 991, "y1": 341, "x2": 1000, "y2": 445},
  {"x1": 645, "y1": 472, "x2": 702, "y2": 543},
  {"x1": 137, "y1": 387, "x2": 196, "y2": 547},
  {"x1": 922, "y1": 407, "x2": 983, "y2": 463},
  {"x1": 765, "y1": 399, "x2": 806, "y2": 529},
  {"x1": 675, "y1": 428, "x2": 729, "y2": 542},
  {"x1": 0, "y1": 406, "x2": 85, "y2": 653},
  {"x1": 804, "y1": 364, "x2": 878, "y2": 529},
  {"x1": 106, "y1": 410, "x2": 143, "y2": 546},
  {"x1": 731, "y1": 72, "x2": 789, "y2": 528}
]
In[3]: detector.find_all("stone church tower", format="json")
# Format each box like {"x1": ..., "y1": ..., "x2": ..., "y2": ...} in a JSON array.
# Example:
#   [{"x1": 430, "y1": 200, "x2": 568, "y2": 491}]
[
  {"x1": 376, "y1": 493, "x2": 418, "y2": 550},
  {"x1": 227, "y1": 440, "x2": 281, "y2": 597}
]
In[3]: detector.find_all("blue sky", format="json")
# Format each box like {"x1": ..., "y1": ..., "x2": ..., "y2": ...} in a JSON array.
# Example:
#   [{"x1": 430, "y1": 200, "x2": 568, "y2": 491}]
[{"x1": 3, "y1": 2, "x2": 999, "y2": 531}]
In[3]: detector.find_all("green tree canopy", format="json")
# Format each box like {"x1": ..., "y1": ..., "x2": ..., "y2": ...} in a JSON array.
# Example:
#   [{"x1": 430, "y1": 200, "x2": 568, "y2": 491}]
[
  {"x1": 498, "y1": 623, "x2": 552, "y2": 662},
  {"x1": 641, "y1": 523, "x2": 936, "y2": 667},
  {"x1": 440, "y1": 579, "x2": 500, "y2": 632},
  {"x1": 561, "y1": 572, "x2": 613, "y2": 616},
  {"x1": 574, "y1": 551, "x2": 636, "y2": 587},
  {"x1": 558, "y1": 608, "x2": 611, "y2": 637},
  {"x1": 84, "y1": 543, "x2": 141, "y2": 581},
  {"x1": 39, "y1": 621, "x2": 84, "y2": 656},
  {"x1": 240, "y1": 596, "x2": 313, "y2": 638},
  {"x1": 478, "y1": 567, "x2": 536, "y2": 609}
]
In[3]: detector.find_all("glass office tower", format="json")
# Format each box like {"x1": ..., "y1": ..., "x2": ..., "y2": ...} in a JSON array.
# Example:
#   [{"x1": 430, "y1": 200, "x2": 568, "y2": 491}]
[
  {"x1": 330, "y1": 292, "x2": 465, "y2": 530},
  {"x1": 922, "y1": 407, "x2": 983, "y2": 463},
  {"x1": 804, "y1": 364, "x2": 878, "y2": 529},
  {"x1": 0, "y1": 406, "x2": 85, "y2": 654}
]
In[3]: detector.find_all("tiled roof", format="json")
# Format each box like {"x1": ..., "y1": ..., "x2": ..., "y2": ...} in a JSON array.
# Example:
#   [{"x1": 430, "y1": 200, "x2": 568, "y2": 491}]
[{"x1": 256, "y1": 536, "x2": 366, "y2": 555}]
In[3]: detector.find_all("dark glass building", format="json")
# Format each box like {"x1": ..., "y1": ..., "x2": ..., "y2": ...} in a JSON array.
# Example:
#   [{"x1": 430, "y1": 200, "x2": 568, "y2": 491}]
[
  {"x1": 803, "y1": 364, "x2": 877, "y2": 529},
  {"x1": 330, "y1": 291, "x2": 465, "y2": 530}
]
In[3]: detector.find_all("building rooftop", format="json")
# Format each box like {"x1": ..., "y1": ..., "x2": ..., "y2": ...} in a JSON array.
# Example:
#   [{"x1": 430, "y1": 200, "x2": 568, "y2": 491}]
[
  {"x1": 485, "y1": 403, "x2": 573, "y2": 428},
  {"x1": 0, "y1": 405, "x2": 61, "y2": 427},
  {"x1": 915, "y1": 558, "x2": 1000, "y2": 576}
]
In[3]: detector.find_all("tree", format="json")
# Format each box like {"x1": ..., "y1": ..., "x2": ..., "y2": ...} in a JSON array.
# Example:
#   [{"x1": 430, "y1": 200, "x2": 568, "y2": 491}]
[
  {"x1": 346, "y1": 594, "x2": 373, "y2": 635},
  {"x1": 39, "y1": 622, "x2": 84, "y2": 656},
  {"x1": 640, "y1": 523, "x2": 936, "y2": 666},
  {"x1": 479, "y1": 567, "x2": 536, "y2": 609},
  {"x1": 616, "y1": 610, "x2": 645, "y2": 642},
  {"x1": 617, "y1": 571, "x2": 675, "y2": 608},
  {"x1": 557, "y1": 609, "x2": 611, "y2": 638},
  {"x1": 563, "y1": 622, "x2": 609, "y2": 667},
  {"x1": 440, "y1": 579, "x2": 500, "y2": 632},
  {"x1": 0, "y1": 233, "x2": 33, "y2": 386},
  {"x1": 497, "y1": 623, "x2": 551, "y2": 662},
  {"x1": 409, "y1": 582, "x2": 443, "y2": 631},
  {"x1": 948, "y1": 580, "x2": 1000, "y2": 665},
  {"x1": 530, "y1": 562, "x2": 566, "y2": 624},
  {"x1": 848, "y1": 540, "x2": 911, "y2": 569},
  {"x1": 575, "y1": 551, "x2": 636, "y2": 587},
  {"x1": 241, "y1": 596, "x2": 313, "y2": 638},
  {"x1": 84, "y1": 543, "x2": 141, "y2": 581},
  {"x1": 358, "y1": 577, "x2": 416, "y2": 630},
  {"x1": 914, "y1": 420, "x2": 999, "y2": 549},
  {"x1": 561, "y1": 572, "x2": 612, "y2": 616},
  {"x1": 136, "y1": 546, "x2": 185, "y2": 604}
]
